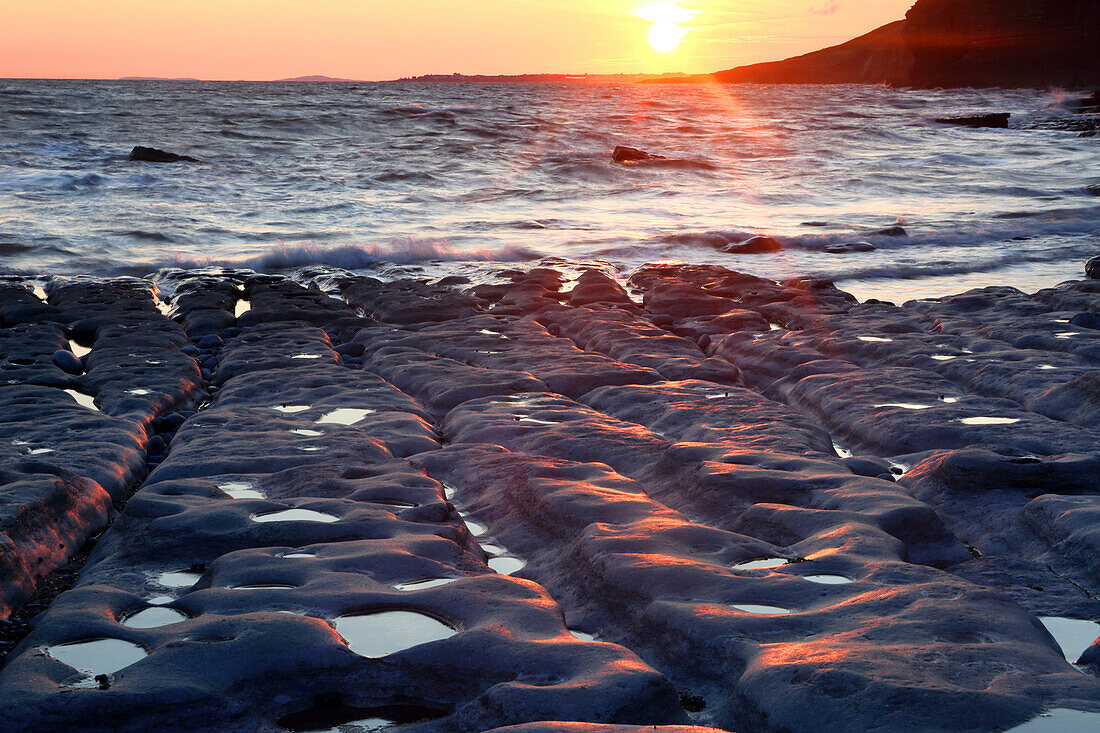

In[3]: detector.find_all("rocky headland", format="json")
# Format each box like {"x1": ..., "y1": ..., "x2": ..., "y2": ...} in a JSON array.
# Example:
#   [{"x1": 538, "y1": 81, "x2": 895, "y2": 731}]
[
  {"x1": 0, "y1": 260, "x2": 1099, "y2": 731},
  {"x1": 709, "y1": 0, "x2": 1100, "y2": 89}
]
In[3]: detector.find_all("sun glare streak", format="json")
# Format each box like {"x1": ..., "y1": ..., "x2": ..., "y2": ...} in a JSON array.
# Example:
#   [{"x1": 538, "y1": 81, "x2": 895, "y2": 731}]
[{"x1": 636, "y1": 1, "x2": 697, "y2": 54}]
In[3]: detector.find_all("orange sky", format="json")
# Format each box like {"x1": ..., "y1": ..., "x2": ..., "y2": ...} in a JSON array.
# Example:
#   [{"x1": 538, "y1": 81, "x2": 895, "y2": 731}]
[{"x1": 1, "y1": 1, "x2": 915, "y2": 80}]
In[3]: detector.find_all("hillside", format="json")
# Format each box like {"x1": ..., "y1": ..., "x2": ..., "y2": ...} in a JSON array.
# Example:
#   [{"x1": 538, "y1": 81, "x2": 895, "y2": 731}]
[
  {"x1": 712, "y1": 21, "x2": 911, "y2": 85},
  {"x1": 709, "y1": 0, "x2": 1100, "y2": 88}
]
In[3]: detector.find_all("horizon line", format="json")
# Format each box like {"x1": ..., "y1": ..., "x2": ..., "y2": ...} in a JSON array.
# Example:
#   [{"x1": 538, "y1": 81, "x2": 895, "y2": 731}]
[{"x1": 1, "y1": 71, "x2": 701, "y2": 84}]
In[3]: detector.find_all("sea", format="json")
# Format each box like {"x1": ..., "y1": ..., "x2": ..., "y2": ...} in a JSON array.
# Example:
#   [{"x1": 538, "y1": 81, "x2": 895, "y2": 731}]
[{"x1": 1, "y1": 79, "x2": 1098, "y2": 302}]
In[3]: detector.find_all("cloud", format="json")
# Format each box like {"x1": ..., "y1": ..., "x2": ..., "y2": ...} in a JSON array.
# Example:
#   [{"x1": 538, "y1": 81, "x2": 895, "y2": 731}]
[{"x1": 810, "y1": 1, "x2": 841, "y2": 15}]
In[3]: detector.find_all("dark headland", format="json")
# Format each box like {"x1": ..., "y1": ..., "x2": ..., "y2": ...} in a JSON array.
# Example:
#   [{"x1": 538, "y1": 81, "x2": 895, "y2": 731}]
[{"x1": 686, "y1": 0, "x2": 1100, "y2": 88}]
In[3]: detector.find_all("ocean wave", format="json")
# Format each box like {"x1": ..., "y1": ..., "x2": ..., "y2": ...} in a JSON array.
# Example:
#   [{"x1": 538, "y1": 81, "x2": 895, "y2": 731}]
[
  {"x1": 622, "y1": 157, "x2": 718, "y2": 172},
  {"x1": 0, "y1": 241, "x2": 34, "y2": 253},
  {"x1": 4, "y1": 81, "x2": 1100, "y2": 296},
  {"x1": 646, "y1": 211, "x2": 1100, "y2": 254},
  {"x1": 828, "y1": 245, "x2": 1096, "y2": 285},
  {"x1": 155, "y1": 240, "x2": 542, "y2": 273},
  {"x1": 118, "y1": 229, "x2": 178, "y2": 242}
]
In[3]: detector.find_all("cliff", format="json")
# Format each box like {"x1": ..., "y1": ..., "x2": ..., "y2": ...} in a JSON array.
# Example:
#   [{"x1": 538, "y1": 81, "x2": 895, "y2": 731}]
[{"x1": 710, "y1": 0, "x2": 1100, "y2": 89}]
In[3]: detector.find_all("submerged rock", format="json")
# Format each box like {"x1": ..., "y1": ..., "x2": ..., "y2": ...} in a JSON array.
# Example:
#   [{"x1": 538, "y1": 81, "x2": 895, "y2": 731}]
[
  {"x1": 723, "y1": 236, "x2": 782, "y2": 254},
  {"x1": 129, "y1": 146, "x2": 198, "y2": 163},
  {"x1": 873, "y1": 225, "x2": 908, "y2": 237},
  {"x1": 825, "y1": 242, "x2": 877, "y2": 254},
  {"x1": 935, "y1": 113, "x2": 1011, "y2": 129}
]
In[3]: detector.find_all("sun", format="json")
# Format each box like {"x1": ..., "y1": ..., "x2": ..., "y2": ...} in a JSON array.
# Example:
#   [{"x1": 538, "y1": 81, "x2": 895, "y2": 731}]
[
  {"x1": 649, "y1": 22, "x2": 689, "y2": 53},
  {"x1": 636, "y1": 1, "x2": 696, "y2": 54}
]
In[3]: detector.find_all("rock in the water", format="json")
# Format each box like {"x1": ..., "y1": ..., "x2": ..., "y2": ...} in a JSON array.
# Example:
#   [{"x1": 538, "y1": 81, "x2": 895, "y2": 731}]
[
  {"x1": 1074, "y1": 91, "x2": 1100, "y2": 113},
  {"x1": 1085, "y1": 184, "x2": 1100, "y2": 196},
  {"x1": 873, "y1": 225, "x2": 908, "y2": 237},
  {"x1": 935, "y1": 113, "x2": 1011, "y2": 129},
  {"x1": 610, "y1": 146, "x2": 716, "y2": 171},
  {"x1": 51, "y1": 349, "x2": 83, "y2": 374},
  {"x1": 825, "y1": 242, "x2": 877, "y2": 254},
  {"x1": 724, "y1": 236, "x2": 782, "y2": 254},
  {"x1": 129, "y1": 146, "x2": 198, "y2": 163},
  {"x1": 1086, "y1": 256, "x2": 1100, "y2": 279},
  {"x1": 612, "y1": 146, "x2": 659, "y2": 163}
]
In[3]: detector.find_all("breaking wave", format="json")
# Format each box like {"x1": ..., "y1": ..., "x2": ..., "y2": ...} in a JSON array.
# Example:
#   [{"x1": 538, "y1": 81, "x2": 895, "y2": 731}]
[{"x1": 160, "y1": 240, "x2": 542, "y2": 273}]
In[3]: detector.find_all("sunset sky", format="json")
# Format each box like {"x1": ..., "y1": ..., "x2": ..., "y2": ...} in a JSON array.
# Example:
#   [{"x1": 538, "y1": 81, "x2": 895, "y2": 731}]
[{"x1": 2, "y1": 1, "x2": 914, "y2": 80}]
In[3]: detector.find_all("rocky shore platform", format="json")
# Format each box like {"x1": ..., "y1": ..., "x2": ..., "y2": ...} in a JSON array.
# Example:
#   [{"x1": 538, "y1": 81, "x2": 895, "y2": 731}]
[{"x1": 1, "y1": 261, "x2": 1099, "y2": 732}]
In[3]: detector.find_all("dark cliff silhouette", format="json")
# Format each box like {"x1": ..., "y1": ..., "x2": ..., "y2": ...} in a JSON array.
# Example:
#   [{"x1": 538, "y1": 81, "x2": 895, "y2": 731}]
[{"x1": 709, "y1": 0, "x2": 1099, "y2": 88}]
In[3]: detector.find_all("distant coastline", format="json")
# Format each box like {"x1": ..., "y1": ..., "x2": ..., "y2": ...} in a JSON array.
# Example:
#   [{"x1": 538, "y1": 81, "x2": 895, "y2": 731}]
[
  {"x1": 91, "y1": 73, "x2": 686, "y2": 84},
  {"x1": 19, "y1": 0, "x2": 1098, "y2": 90}
]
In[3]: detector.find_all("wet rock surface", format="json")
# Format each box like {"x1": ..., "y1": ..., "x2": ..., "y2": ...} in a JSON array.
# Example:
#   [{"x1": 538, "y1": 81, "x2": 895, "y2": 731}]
[{"x1": 2, "y1": 263, "x2": 1100, "y2": 731}]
